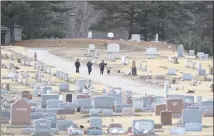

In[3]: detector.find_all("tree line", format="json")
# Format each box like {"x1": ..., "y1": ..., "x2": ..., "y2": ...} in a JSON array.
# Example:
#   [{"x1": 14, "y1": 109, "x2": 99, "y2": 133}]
[{"x1": 1, "y1": 1, "x2": 213, "y2": 55}]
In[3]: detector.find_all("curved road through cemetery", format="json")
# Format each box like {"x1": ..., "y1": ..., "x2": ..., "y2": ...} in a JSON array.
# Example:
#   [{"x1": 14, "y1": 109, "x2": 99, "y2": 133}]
[{"x1": 27, "y1": 48, "x2": 164, "y2": 97}]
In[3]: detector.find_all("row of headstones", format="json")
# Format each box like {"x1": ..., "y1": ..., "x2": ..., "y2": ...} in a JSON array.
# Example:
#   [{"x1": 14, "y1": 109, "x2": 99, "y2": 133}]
[
  {"x1": 188, "y1": 50, "x2": 210, "y2": 59},
  {"x1": 168, "y1": 56, "x2": 179, "y2": 64}
]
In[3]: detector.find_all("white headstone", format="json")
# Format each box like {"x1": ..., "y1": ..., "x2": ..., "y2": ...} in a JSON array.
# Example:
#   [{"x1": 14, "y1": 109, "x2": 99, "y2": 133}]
[
  {"x1": 146, "y1": 47, "x2": 157, "y2": 58},
  {"x1": 155, "y1": 34, "x2": 159, "y2": 42},
  {"x1": 107, "y1": 43, "x2": 120, "y2": 53},
  {"x1": 121, "y1": 54, "x2": 127, "y2": 65},
  {"x1": 189, "y1": 50, "x2": 195, "y2": 56},
  {"x1": 197, "y1": 52, "x2": 204, "y2": 59},
  {"x1": 131, "y1": 34, "x2": 140, "y2": 42},
  {"x1": 88, "y1": 44, "x2": 95, "y2": 51},
  {"x1": 178, "y1": 44, "x2": 184, "y2": 57},
  {"x1": 203, "y1": 54, "x2": 209, "y2": 59},
  {"x1": 88, "y1": 31, "x2": 92, "y2": 38},
  {"x1": 107, "y1": 32, "x2": 114, "y2": 38}
]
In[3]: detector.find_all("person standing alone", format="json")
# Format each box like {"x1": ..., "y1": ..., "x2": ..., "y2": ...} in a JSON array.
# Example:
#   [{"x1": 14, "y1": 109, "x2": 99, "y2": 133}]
[
  {"x1": 34, "y1": 52, "x2": 37, "y2": 61},
  {"x1": 75, "y1": 59, "x2": 81, "y2": 73},
  {"x1": 86, "y1": 60, "x2": 93, "y2": 75},
  {"x1": 99, "y1": 60, "x2": 107, "y2": 75}
]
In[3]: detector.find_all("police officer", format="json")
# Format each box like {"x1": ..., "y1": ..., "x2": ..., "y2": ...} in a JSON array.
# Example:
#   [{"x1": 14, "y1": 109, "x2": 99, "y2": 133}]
[
  {"x1": 99, "y1": 60, "x2": 107, "y2": 75},
  {"x1": 75, "y1": 59, "x2": 81, "y2": 73},
  {"x1": 86, "y1": 60, "x2": 93, "y2": 75}
]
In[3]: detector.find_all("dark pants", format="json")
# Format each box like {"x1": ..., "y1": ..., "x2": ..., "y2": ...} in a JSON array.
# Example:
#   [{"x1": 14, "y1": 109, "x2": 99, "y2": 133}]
[
  {"x1": 100, "y1": 69, "x2": 104, "y2": 75},
  {"x1": 88, "y1": 68, "x2": 92, "y2": 75},
  {"x1": 76, "y1": 67, "x2": 79, "y2": 73}
]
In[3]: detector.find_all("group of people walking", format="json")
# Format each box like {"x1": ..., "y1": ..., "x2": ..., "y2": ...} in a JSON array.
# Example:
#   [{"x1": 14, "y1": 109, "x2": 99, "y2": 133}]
[{"x1": 75, "y1": 59, "x2": 109, "y2": 75}]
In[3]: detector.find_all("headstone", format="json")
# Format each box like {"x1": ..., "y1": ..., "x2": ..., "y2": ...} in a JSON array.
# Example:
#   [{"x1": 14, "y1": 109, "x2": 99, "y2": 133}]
[
  {"x1": 93, "y1": 96, "x2": 114, "y2": 109},
  {"x1": 182, "y1": 109, "x2": 202, "y2": 124},
  {"x1": 76, "y1": 78, "x2": 86, "y2": 92},
  {"x1": 115, "y1": 104, "x2": 131, "y2": 113},
  {"x1": 197, "y1": 62, "x2": 202, "y2": 70},
  {"x1": 90, "y1": 117, "x2": 102, "y2": 129},
  {"x1": 10, "y1": 99, "x2": 31, "y2": 125},
  {"x1": 181, "y1": 73, "x2": 192, "y2": 80},
  {"x1": 22, "y1": 128, "x2": 34, "y2": 135},
  {"x1": 103, "y1": 109, "x2": 113, "y2": 117},
  {"x1": 177, "y1": 44, "x2": 184, "y2": 57},
  {"x1": 90, "y1": 109, "x2": 101, "y2": 117},
  {"x1": 201, "y1": 100, "x2": 213, "y2": 106},
  {"x1": 184, "y1": 95, "x2": 194, "y2": 103},
  {"x1": 34, "y1": 119, "x2": 51, "y2": 133},
  {"x1": 197, "y1": 52, "x2": 204, "y2": 59},
  {"x1": 87, "y1": 127, "x2": 102, "y2": 135},
  {"x1": 77, "y1": 99, "x2": 91, "y2": 109},
  {"x1": 121, "y1": 54, "x2": 127, "y2": 65},
  {"x1": 166, "y1": 99, "x2": 183, "y2": 114},
  {"x1": 34, "y1": 108, "x2": 46, "y2": 112},
  {"x1": 41, "y1": 86, "x2": 52, "y2": 95},
  {"x1": 1, "y1": 110, "x2": 10, "y2": 119},
  {"x1": 88, "y1": 44, "x2": 95, "y2": 51},
  {"x1": 133, "y1": 97, "x2": 153, "y2": 110},
  {"x1": 156, "y1": 98, "x2": 166, "y2": 104},
  {"x1": 167, "y1": 69, "x2": 176, "y2": 75},
  {"x1": 80, "y1": 109, "x2": 90, "y2": 114},
  {"x1": 197, "y1": 96, "x2": 202, "y2": 105},
  {"x1": 42, "y1": 113, "x2": 57, "y2": 128},
  {"x1": 88, "y1": 31, "x2": 92, "y2": 38},
  {"x1": 132, "y1": 119, "x2": 154, "y2": 135},
  {"x1": 131, "y1": 34, "x2": 140, "y2": 42},
  {"x1": 76, "y1": 94, "x2": 90, "y2": 99},
  {"x1": 170, "y1": 127, "x2": 185, "y2": 135},
  {"x1": 62, "y1": 73, "x2": 69, "y2": 81},
  {"x1": 56, "y1": 120, "x2": 75, "y2": 131},
  {"x1": 168, "y1": 95, "x2": 185, "y2": 100},
  {"x1": 185, "y1": 123, "x2": 202, "y2": 131},
  {"x1": 191, "y1": 62, "x2": 196, "y2": 69},
  {"x1": 59, "y1": 102, "x2": 75, "y2": 109},
  {"x1": 107, "y1": 32, "x2": 114, "y2": 39},
  {"x1": 203, "y1": 54, "x2": 209, "y2": 59},
  {"x1": 146, "y1": 47, "x2": 157, "y2": 58},
  {"x1": 22, "y1": 93, "x2": 33, "y2": 100},
  {"x1": 155, "y1": 104, "x2": 166, "y2": 116},
  {"x1": 107, "y1": 43, "x2": 120, "y2": 53},
  {"x1": 46, "y1": 99, "x2": 62, "y2": 108},
  {"x1": 197, "y1": 69, "x2": 206, "y2": 76},
  {"x1": 122, "y1": 107, "x2": 135, "y2": 116},
  {"x1": 41, "y1": 94, "x2": 59, "y2": 108},
  {"x1": 160, "y1": 111, "x2": 172, "y2": 125},
  {"x1": 189, "y1": 50, "x2": 195, "y2": 56},
  {"x1": 59, "y1": 83, "x2": 69, "y2": 92}
]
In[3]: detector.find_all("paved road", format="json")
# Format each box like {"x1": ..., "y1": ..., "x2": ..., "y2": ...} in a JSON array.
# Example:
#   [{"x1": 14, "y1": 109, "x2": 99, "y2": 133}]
[{"x1": 27, "y1": 48, "x2": 164, "y2": 96}]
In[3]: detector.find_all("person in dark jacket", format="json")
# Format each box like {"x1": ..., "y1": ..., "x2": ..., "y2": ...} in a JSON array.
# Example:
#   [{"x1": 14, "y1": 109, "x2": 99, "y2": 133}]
[
  {"x1": 34, "y1": 52, "x2": 37, "y2": 61},
  {"x1": 75, "y1": 59, "x2": 81, "y2": 73},
  {"x1": 86, "y1": 60, "x2": 93, "y2": 75},
  {"x1": 99, "y1": 60, "x2": 107, "y2": 75}
]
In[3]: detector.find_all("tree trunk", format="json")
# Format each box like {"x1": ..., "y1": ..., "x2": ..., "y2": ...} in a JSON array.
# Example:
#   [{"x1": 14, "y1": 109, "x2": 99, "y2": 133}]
[
  {"x1": 143, "y1": 11, "x2": 148, "y2": 41},
  {"x1": 10, "y1": 22, "x2": 15, "y2": 43},
  {"x1": 128, "y1": 7, "x2": 135, "y2": 40},
  {"x1": 161, "y1": 24, "x2": 165, "y2": 41}
]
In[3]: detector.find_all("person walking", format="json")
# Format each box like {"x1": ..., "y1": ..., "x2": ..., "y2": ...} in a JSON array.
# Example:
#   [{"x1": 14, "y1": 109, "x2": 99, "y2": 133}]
[
  {"x1": 99, "y1": 60, "x2": 107, "y2": 75},
  {"x1": 86, "y1": 60, "x2": 93, "y2": 75},
  {"x1": 75, "y1": 59, "x2": 81, "y2": 73}
]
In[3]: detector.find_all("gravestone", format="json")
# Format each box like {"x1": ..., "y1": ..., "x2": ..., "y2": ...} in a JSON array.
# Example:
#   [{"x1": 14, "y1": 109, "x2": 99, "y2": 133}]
[
  {"x1": 87, "y1": 128, "x2": 102, "y2": 135},
  {"x1": 131, "y1": 34, "x2": 140, "y2": 42},
  {"x1": 170, "y1": 127, "x2": 185, "y2": 135},
  {"x1": 90, "y1": 109, "x2": 101, "y2": 117},
  {"x1": 10, "y1": 99, "x2": 31, "y2": 125},
  {"x1": 167, "y1": 69, "x2": 176, "y2": 75},
  {"x1": 42, "y1": 113, "x2": 57, "y2": 128},
  {"x1": 177, "y1": 44, "x2": 184, "y2": 57},
  {"x1": 41, "y1": 86, "x2": 52, "y2": 95},
  {"x1": 155, "y1": 104, "x2": 166, "y2": 116},
  {"x1": 93, "y1": 96, "x2": 114, "y2": 109},
  {"x1": 56, "y1": 120, "x2": 75, "y2": 131},
  {"x1": 107, "y1": 32, "x2": 114, "y2": 39},
  {"x1": 197, "y1": 96, "x2": 202, "y2": 105},
  {"x1": 62, "y1": 73, "x2": 69, "y2": 81},
  {"x1": 76, "y1": 94, "x2": 90, "y2": 99},
  {"x1": 185, "y1": 123, "x2": 202, "y2": 131},
  {"x1": 90, "y1": 117, "x2": 102, "y2": 129},
  {"x1": 115, "y1": 104, "x2": 131, "y2": 113},
  {"x1": 31, "y1": 112, "x2": 45, "y2": 120},
  {"x1": 76, "y1": 78, "x2": 86, "y2": 92},
  {"x1": 46, "y1": 99, "x2": 62, "y2": 108},
  {"x1": 168, "y1": 95, "x2": 185, "y2": 100},
  {"x1": 156, "y1": 98, "x2": 166, "y2": 104},
  {"x1": 66, "y1": 94, "x2": 72, "y2": 102},
  {"x1": 197, "y1": 52, "x2": 204, "y2": 59},
  {"x1": 122, "y1": 107, "x2": 135, "y2": 116},
  {"x1": 1, "y1": 110, "x2": 10, "y2": 119},
  {"x1": 191, "y1": 62, "x2": 196, "y2": 69},
  {"x1": 197, "y1": 69, "x2": 206, "y2": 76},
  {"x1": 203, "y1": 54, "x2": 209, "y2": 59},
  {"x1": 103, "y1": 109, "x2": 113, "y2": 117},
  {"x1": 34, "y1": 108, "x2": 46, "y2": 112},
  {"x1": 77, "y1": 99, "x2": 91, "y2": 109},
  {"x1": 88, "y1": 31, "x2": 92, "y2": 38},
  {"x1": 167, "y1": 99, "x2": 184, "y2": 114},
  {"x1": 133, "y1": 97, "x2": 153, "y2": 110},
  {"x1": 59, "y1": 102, "x2": 75, "y2": 109},
  {"x1": 189, "y1": 50, "x2": 195, "y2": 56},
  {"x1": 41, "y1": 94, "x2": 59, "y2": 108},
  {"x1": 107, "y1": 90, "x2": 123, "y2": 104},
  {"x1": 184, "y1": 95, "x2": 194, "y2": 103},
  {"x1": 201, "y1": 100, "x2": 213, "y2": 106},
  {"x1": 181, "y1": 73, "x2": 192, "y2": 80},
  {"x1": 107, "y1": 43, "x2": 120, "y2": 53},
  {"x1": 160, "y1": 111, "x2": 172, "y2": 125},
  {"x1": 182, "y1": 109, "x2": 202, "y2": 124},
  {"x1": 22, "y1": 93, "x2": 32, "y2": 100},
  {"x1": 80, "y1": 109, "x2": 90, "y2": 114},
  {"x1": 59, "y1": 83, "x2": 69, "y2": 92},
  {"x1": 121, "y1": 54, "x2": 127, "y2": 65},
  {"x1": 132, "y1": 119, "x2": 154, "y2": 135},
  {"x1": 34, "y1": 119, "x2": 51, "y2": 134},
  {"x1": 146, "y1": 47, "x2": 157, "y2": 58},
  {"x1": 88, "y1": 44, "x2": 95, "y2": 51},
  {"x1": 197, "y1": 62, "x2": 202, "y2": 70}
]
